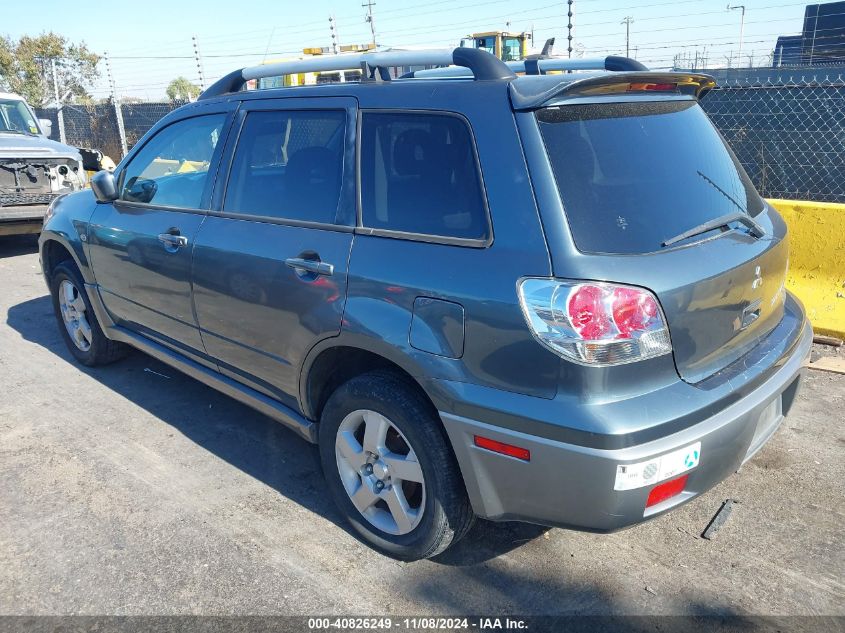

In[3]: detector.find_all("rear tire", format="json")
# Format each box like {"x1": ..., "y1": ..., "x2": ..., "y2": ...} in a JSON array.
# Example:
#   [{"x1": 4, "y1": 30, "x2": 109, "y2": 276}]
[
  {"x1": 319, "y1": 370, "x2": 474, "y2": 561},
  {"x1": 50, "y1": 260, "x2": 128, "y2": 366}
]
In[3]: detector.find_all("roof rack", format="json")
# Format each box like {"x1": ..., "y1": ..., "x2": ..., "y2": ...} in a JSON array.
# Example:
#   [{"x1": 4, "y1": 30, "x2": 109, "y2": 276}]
[
  {"x1": 198, "y1": 47, "x2": 516, "y2": 100},
  {"x1": 403, "y1": 55, "x2": 648, "y2": 79}
]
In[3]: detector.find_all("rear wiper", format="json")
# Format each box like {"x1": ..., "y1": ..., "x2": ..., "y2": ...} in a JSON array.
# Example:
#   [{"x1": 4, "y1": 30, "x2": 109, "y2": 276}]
[{"x1": 662, "y1": 211, "x2": 765, "y2": 247}]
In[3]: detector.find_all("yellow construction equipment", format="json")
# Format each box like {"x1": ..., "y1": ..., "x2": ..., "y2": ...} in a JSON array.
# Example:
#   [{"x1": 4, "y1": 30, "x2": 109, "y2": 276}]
[
  {"x1": 258, "y1": 43, "x2": 376, "y2": 88},
  {"x1": 461, "y1": 32, "x2": 532, "y2": 61}
]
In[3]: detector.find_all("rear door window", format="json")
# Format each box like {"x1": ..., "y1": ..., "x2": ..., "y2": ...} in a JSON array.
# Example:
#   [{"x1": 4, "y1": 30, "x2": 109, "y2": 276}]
[
  {"x1": 536, "y1": 100, "x2": 764, "y2": 254},
  {"x1": 223, "y1": 110, "x2": 346, "y2": 224},
  {"x1": 360, "y1": 111, "x2": 490, "y2": 242}
]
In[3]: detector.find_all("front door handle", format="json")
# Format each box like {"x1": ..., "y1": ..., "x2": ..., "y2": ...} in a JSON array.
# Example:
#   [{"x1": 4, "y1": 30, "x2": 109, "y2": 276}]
[
  {"x1": 158, "y1": 232, "x2": 188, "y2": 250},
  {"x1": 285, "y1": 257, "x2": 334, "y2": 276}
]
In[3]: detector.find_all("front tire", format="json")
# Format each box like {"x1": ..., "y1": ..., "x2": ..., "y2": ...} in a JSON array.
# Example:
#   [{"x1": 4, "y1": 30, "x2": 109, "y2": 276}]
[
  {"x1": 319, "y1": 371, "x2": 474, "y2": 561},
  {"x1": 50, "y1": 260, "x2": 127, "y2": 366}
]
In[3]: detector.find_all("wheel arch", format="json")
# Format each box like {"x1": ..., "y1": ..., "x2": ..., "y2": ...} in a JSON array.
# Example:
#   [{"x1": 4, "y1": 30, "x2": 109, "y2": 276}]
[
  {"x1": 39, "y1": 224, "x2": 95, "y2": 287},
  {"x1": 300, "y1": 339, "x2": 441, "y2": 424},
  {"x1": 41, "y1": 236, "x2": 81, "y2": 283}
]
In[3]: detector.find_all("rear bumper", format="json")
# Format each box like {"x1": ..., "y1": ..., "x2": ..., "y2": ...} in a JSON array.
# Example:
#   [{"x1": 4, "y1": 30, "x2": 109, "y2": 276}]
[{"x1": 439, "y1": 315, "x2": 812, "y2": 531}]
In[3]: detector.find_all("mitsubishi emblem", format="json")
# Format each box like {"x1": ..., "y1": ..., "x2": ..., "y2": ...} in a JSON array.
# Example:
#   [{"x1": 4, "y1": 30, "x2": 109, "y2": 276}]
[{"x1": 752, "y1": 265, "x2": 763, "y2": 289}]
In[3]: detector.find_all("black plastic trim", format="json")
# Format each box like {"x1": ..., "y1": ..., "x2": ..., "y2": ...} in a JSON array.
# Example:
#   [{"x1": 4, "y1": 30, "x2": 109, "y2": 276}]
[
  {"x1": 206, "y1": 210, "x2": 356, "y2": 232},
  {"x1": 199, "y1": 69, "x2": 246, "y2": 101},
  {"x1": 452, "y1": 47, "x2": 517, "y2": 81},
  {"x1": 604, "y1": 56, "x2": 649, "y2": 72}
]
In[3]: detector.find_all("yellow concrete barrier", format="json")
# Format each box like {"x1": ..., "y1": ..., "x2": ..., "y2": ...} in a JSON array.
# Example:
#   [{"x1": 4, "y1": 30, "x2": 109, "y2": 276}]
[{"x1": 767, "y1": 198, "x2": 845, "y2": 338}]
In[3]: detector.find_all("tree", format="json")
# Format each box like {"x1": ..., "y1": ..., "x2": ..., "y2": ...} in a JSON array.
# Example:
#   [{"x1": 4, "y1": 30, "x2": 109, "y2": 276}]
[
  {"x1": 0, "y1": 32, "x2": 99, "y2": 107},
  {"x1": 166, "y1": 76, "x2": 201, "y2": 102}
]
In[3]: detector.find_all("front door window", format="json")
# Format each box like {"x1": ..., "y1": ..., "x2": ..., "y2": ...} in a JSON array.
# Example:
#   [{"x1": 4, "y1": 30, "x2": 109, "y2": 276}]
[{"x1": 118, "y1": 114, "x2": 226, "y2": 209}]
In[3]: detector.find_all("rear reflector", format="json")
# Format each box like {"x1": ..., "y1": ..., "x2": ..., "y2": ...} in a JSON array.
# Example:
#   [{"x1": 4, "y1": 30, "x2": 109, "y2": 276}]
[
  {"x1": 474, "y1": 435, "x2": 530, "y2": 461},
  {"x1": 645, "y1": 474, "x2": 688, "y2": 508}
]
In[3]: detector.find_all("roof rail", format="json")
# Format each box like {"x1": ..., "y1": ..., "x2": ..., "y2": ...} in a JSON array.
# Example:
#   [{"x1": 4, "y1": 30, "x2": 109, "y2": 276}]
[
  {"x1": 198, "y1": 47, "x2": 516, "y2": 100},
  {"x1": 404, "y1": 55, "x2": 648, "y2": 79}
]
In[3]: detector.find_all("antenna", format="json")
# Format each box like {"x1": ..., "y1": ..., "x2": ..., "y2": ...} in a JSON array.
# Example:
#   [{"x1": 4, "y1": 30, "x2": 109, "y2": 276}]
[{"x1": 567, "y1": 0, "x2": 575, "y2": 59}]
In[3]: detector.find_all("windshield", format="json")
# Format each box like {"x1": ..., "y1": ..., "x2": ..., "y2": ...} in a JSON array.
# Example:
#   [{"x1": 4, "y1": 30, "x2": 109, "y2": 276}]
[
  {"x1": 502, "y1": 37, "x2": 522, "y2": 61},
  {"x1": 536, "y1": 100, "x2": 764, "y2": 255},
  {"x1": 0, "y1": 99, "x2": 40, "y2": 135}
]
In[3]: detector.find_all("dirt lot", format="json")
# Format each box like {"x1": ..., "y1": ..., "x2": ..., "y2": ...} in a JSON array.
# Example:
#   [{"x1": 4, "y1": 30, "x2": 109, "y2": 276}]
[{"x1": 1, "y1": 234, "x2": 843, "y2": 618}]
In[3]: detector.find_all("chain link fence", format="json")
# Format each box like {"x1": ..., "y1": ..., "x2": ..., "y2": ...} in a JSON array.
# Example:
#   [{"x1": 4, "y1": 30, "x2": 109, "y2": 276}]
[
  {"x1": 34, "y1": 101, "x2": 183, "y2": 163},
  {"x1": 33, "y1": 69, "x2": 845, "y2": 204},
  {"x1": 700, "y1": 69, "x2": 845, "y2": 203}
]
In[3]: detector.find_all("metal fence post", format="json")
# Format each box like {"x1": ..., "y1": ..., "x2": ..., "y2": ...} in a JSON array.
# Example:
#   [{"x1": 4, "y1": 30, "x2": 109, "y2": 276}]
[
  {"x1": 50, "y1": 59, "x2": 67, "y2": 144},
  {"x1": 114, "y1": 101, "x2": 128, "y2": 158},
  {"x1": 104, "y1": 51, "x2": 128, "y2": 158},
  {"x1": 192, "y1": 36, "x2": 206, "y2": 91}
]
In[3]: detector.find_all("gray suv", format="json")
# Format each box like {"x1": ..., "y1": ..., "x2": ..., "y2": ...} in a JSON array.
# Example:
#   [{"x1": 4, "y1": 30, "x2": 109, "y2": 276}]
[{"x1": 38, "y1": 49, "x2": 811, "y2": 561}]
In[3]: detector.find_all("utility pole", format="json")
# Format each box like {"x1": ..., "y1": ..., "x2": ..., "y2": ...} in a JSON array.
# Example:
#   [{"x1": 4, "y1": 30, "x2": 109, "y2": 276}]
[
  {"x1": 329, "y1": 15, "x2": 339, "y2": 54},
  {"x1": 362, "y1": 0, "x2": 376, "y2": 48},
  {"x1": 192, "y1": 36, "x2": 206, "y2": 92},
  {"x1": 727, "y1": 5, "x2": 746, "y2": 61},
  {"x1": 50, "y1": 59, "x2": 66, "y2": 144},
  {"x1": 621, "y1": 16, "x2": 634, "y2": 58},
  {"x1": 104, "y1": 51, "x2": 128, "y2": 158},
  {"x1": 808, "y1": 4, "x2": 820, "y2": 64},
  {"x1": 566, "y1": 0, "x2": 575, "y2": 59}
]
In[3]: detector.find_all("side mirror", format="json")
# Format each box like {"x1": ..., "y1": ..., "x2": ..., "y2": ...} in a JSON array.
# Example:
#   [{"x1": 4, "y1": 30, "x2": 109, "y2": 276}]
[
  {"x1": 123, "y1": 177, "x2": 157, "y2": 204},
  {"x1": 91, "y1": 170, "x2": 118, "y2": 202},
  {"x1": 38, "y1": 118, "x2": 53, "y2": 138}
]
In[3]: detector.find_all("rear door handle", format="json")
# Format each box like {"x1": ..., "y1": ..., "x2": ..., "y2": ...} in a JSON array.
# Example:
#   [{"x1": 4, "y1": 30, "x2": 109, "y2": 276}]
[
  {"x1": 285, "y1": 257, "x2": 334, "y2": 276},
  {"x1": 158, "y1": 233, "x2": 188, "y2": 249}
]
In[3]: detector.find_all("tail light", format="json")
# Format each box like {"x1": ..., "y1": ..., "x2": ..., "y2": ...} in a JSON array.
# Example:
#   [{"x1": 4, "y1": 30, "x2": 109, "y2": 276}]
[{"x1": 518, "y1": 279, "x2": 672, "y2": 365}]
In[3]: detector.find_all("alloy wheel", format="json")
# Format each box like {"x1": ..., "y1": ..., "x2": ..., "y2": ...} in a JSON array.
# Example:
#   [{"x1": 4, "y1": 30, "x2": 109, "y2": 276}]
[
  {"x1": 335, "y1": 409, "x2": 426, "y2": 535},
  {"x1": 58, "y1": 279, "x2": 93, "y2": 352}
]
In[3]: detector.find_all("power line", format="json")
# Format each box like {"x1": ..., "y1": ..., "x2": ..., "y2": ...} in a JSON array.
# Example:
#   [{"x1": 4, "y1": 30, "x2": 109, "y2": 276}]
[{"x1": 93, "y1": 0, "x2": 841, "y2": 95}]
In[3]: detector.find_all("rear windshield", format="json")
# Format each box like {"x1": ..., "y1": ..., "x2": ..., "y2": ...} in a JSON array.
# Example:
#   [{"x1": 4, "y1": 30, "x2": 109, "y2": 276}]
[{"x1": 536, "y1": 100, "x2": 764, "y2": 255}]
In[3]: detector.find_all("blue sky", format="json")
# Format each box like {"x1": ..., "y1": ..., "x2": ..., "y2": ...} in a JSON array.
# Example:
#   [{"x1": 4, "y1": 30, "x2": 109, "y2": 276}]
[{"x1": 4, "y1": 0, "x2": 815, "y2": 99}]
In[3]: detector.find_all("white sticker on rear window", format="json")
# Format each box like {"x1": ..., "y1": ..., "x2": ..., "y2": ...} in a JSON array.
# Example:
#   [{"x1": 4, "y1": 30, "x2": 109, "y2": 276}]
[{"x1": 614, "y1": 442, "x2": 701, "y2": 491}]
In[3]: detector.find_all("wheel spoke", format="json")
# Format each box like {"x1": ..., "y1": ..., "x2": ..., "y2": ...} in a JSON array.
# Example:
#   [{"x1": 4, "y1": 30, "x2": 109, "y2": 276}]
[
  {"x1": 384, "y1": 485, "x2": 415, "y2": 534},
  {"x1": 362, "y1": 410, "x2": 389, "y2": 454},
  {"x1": 336, "y1": 430, "x2": 366, "y2": 470},
  {"x1": 349, "y1": 481, "x2": 378, "y2": 514},
  {"x1": 70, "y1": 296, "x2": 86, "y2": 313},
  {"x1": 383, "y1": 451, "x2": 424, "y2": 483},
  {"x1": 77, "y1": 318, "x2": 93, "y2": 344},
  {"x1": 72, "y1": 323, "x2": 85, "y2": 346},
  {"x1": 62, "y1": 281, "x2": 76, "y2": 305}
]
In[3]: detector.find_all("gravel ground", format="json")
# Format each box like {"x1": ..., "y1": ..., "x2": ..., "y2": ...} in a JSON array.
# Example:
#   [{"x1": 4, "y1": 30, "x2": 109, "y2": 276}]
[{"x1": 0, "y1": 234, "x2": 843, "y2": 617}]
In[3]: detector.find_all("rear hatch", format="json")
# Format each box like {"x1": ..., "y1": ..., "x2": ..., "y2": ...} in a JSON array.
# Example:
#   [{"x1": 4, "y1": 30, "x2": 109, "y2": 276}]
[{"x1": 531, "y1": 87, "x2": 787, "y2": 383}]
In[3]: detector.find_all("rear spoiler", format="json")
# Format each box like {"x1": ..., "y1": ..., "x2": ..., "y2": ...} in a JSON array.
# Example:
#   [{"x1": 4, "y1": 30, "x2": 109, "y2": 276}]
[{"x1": 509, "y1": 72, "x2": 717, "y2": 110}]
